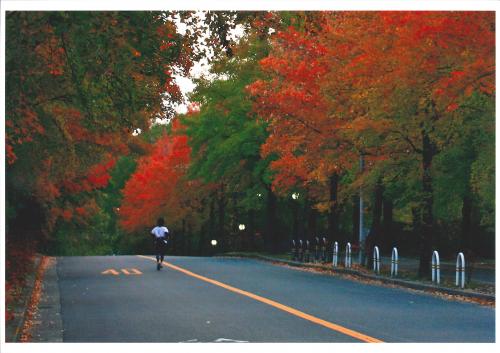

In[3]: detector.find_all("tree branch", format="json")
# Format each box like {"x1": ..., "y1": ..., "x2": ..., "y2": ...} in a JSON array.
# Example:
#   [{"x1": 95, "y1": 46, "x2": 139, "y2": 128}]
[
  {"x1": 389, "y1": 129, "x2": 422, "y2": 154},
  {"x1": 284, "y1": 114, "x2": 323, "y2": 135}
]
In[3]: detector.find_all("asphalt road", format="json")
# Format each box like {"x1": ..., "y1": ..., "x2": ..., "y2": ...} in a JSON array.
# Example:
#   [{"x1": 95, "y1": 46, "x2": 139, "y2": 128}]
[{"x1": 54, "y1": 255, "x2": 495, "y2": 343}]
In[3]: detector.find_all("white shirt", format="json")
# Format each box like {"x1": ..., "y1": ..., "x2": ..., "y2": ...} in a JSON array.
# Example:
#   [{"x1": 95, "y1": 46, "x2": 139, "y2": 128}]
[{"x1": 151, "y1": 226, "x2": 169, "y2": 239}]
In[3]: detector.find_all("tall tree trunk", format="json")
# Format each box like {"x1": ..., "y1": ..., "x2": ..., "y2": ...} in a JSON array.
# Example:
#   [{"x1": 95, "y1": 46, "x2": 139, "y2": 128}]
[
  {"x1": 462, "y1": 182, "x2": 477, "y2": 284},
  {"x1": 248, "y1": 209, "x2": 255, "y2": 251},
  {"x1": 217, "y1": 183, "x2": 226, "y2": 251},
  {"x1": 292, "y1": 200, "x2": 299, "y2": 240},
  {"x1": 328, "y1": 173, "x2": 339, "y2": 243},
  {"x1": 265, "y1": 185, "x2": 278, "y2": 253},
  {"x1": 231, "y1": 192, "x2": 239, "y2": 251},
  {"x1": 370, "y1": 179, "x2": 384, "y2": 247},
  {"x1": 181, "y1": 218, "x2": 186, "y2": 255},
  {"x1": 209, "y1": 195, "x2": 216, "y2": 242},
  {"x1": 418, "y1": 128, "x2": 436, "y2": 277},
  {"x1": 186, "y1": 221, "x2": 192, "y2": 255},
  {"x1": 461, "y1": 189, "x2": 472, "y2": 251},
  {"x1": 352, "y1": 194, "x2": 359, "y2": 244},
  {"x1": 383, "y1": 197, "x2": 394, "y2": 251},
  {"x1": 198, "y1": 223, "x2": 206, "y2": 256},
  {"x1": 308, "y1": 203, "x2": 318, "y2": 240},
  {"x1": 363, "y1": 182, "x2": 383, "y2": 269}
]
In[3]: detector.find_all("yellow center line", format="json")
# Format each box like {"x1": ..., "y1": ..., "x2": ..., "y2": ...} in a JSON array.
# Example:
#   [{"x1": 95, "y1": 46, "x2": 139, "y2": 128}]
[{"x1": 137, "y1": 255, "x2": 383, "y2": 343}]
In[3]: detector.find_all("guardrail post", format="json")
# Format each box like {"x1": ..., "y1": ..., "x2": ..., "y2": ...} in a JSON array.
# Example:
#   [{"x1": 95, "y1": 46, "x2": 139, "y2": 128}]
[
  {"x1": 456, "y1": 252, "x2": 465, "y2": 289},
  {"x1": 372, "y1": 246, "x2": 380, "y2": 274},
  {"x1": 332, "y1": 241, "x2": 339, "y2": 268},
  {"x1": 345, "y1": 242, "x2": 352, "y2": 268},
  {"x1": 391, "y1": 247, "x2": 398, "y2": 277},
  {"x1": 298, "y1": 240, "x2": 304, "y2": 262},
  {"x1": 431, "y1": 250, "x2": 440, "y2": 285}
]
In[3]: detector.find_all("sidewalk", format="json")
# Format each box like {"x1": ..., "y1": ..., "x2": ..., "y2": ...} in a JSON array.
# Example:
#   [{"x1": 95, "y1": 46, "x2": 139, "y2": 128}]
[{"x1": 221, "y1": 252, "x2": 495, "y2": 304}]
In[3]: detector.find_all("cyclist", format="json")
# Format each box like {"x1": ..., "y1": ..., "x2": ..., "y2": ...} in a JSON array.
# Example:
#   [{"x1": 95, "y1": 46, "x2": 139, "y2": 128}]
[{"x1": 151, "y1": 217, "x2": 169, "y2": 270}]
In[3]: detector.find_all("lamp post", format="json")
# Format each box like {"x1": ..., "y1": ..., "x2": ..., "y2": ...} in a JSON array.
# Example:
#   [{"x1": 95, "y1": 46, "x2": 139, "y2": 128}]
[
  {"x1": 210, "y1": 239, "x2": 217, "y2": 256},
  {"x1": 358, "y1": 154, "x2": 366, "y2": 265},
  {"x1": 291, "y1": 192, "x2": 300, "y2": 243}
]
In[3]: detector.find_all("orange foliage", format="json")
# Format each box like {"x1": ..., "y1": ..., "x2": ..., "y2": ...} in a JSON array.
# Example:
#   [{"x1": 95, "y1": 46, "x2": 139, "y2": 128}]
[
  {"x1": 250, "y1": 11, "x2": 494, "y2": 195},
  {"x1": 249, "y1": 24, "x2": 355, "y2": 194}
]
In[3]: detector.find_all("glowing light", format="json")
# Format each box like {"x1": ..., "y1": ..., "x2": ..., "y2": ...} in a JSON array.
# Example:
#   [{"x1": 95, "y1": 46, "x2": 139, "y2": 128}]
[
  {"x1": 211, "y1": 240, "x2": 217, "y2": 246},
  {"x1": 238, "y1": 224, "x2": 246, "y2": 231},
  {"x1": 292, "y1": 192, "x2": 300, "y2": 200}
]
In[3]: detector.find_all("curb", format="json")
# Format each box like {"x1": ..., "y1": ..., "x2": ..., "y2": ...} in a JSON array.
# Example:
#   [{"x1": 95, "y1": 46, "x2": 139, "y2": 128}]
[{"x1": 221, "y1": 253, "x2": 495, "y2": 302}]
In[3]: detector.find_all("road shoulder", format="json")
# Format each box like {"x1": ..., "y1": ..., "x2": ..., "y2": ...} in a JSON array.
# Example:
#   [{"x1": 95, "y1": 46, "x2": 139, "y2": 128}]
[
  {"x1": 220, "y1": 253, "x2": 495, "y2": 307},
  {"x1": 5, "y1": 256, "x2": 41, "y2": 342}
]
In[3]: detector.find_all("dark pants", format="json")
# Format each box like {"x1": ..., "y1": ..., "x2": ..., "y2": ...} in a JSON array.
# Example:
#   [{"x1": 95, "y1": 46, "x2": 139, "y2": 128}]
[{"x1": 155, "y1": 238, "x2": 167, "y2": 262}]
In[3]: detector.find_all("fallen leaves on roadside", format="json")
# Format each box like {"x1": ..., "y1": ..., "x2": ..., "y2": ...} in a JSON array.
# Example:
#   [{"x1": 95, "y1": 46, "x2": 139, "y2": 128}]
[
  {"x1": 19, "y1": 256, "x2": 51, "y2": 342},
  {"x1": 271, "y1": 261, "x2": 495, "y2": 308}
]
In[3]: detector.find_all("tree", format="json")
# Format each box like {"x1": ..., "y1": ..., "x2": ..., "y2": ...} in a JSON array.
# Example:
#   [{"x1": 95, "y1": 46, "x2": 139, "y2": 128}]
[
  {"x1": 333, "y1": 12, "x2": 495, "y2": 276},
  {"x1": 250, "y1": 11, "x2": 494, "y2": 274},
  {"x1": 6, "y1": 11, "x2": 191, "y2": 248},
  {"x1": 248, "y1": 18, "x2": 359, "y2": 244},
  {"x1": 120, "y1": 121, "x2": 194, "y2": 232},
  {"x1": 183, "y1": 31, "x2": 281, "y2": 251}
]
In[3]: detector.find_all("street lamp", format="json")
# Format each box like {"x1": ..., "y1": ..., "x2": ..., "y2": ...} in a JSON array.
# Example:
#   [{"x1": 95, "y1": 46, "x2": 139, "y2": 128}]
[
  {"x1": 238, "y1": 223, "x2": 246, "y2": 231},
  {"x1": 359, "y1": 153, "x2": 366, "y2": 265},
  {"x1": 291, "y1": 192, "x2": 300, "y2": 242},
  {"x1": 211, "y1": 239, "x2": 217, "y2": 246}
]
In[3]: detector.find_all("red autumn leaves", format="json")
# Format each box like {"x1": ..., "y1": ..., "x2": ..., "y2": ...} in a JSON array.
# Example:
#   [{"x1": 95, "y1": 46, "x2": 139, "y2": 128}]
[{"x1": 120, "y1": 122, "x2": 192, "y2": 231}]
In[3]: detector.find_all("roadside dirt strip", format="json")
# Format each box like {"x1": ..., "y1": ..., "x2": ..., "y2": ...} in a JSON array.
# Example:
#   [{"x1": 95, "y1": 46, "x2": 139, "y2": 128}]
[{"x1": 17, "y1": 256, "x2": 49, "y2": 342}]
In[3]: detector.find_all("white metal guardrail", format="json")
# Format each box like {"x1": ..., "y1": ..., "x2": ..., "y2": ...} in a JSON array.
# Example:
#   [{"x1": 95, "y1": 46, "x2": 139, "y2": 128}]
[
  {"x1": 345, "y1": 242, "x2": 352, "y2": 268},
  {"x1": 391, "y1": 247, "x2": 398, "y2": 277},
  {"x1": 372, "y1": 246, "x2": 380, "y2": 274},
  {"x1": 332, "y1": 241, "x2": 339, "y2": 268},
  {"x1": 432, "y1": 250, "x2": 440, "y2": 285},
  {"x1": 456, "y1": 252, "x2": 465, "y2": 289}
]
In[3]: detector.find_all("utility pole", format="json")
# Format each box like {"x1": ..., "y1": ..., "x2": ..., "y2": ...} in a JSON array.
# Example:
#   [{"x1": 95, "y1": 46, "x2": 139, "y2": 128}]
[{"x1": 358, "y1": 154, "x2": 365, "y2": 265}]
